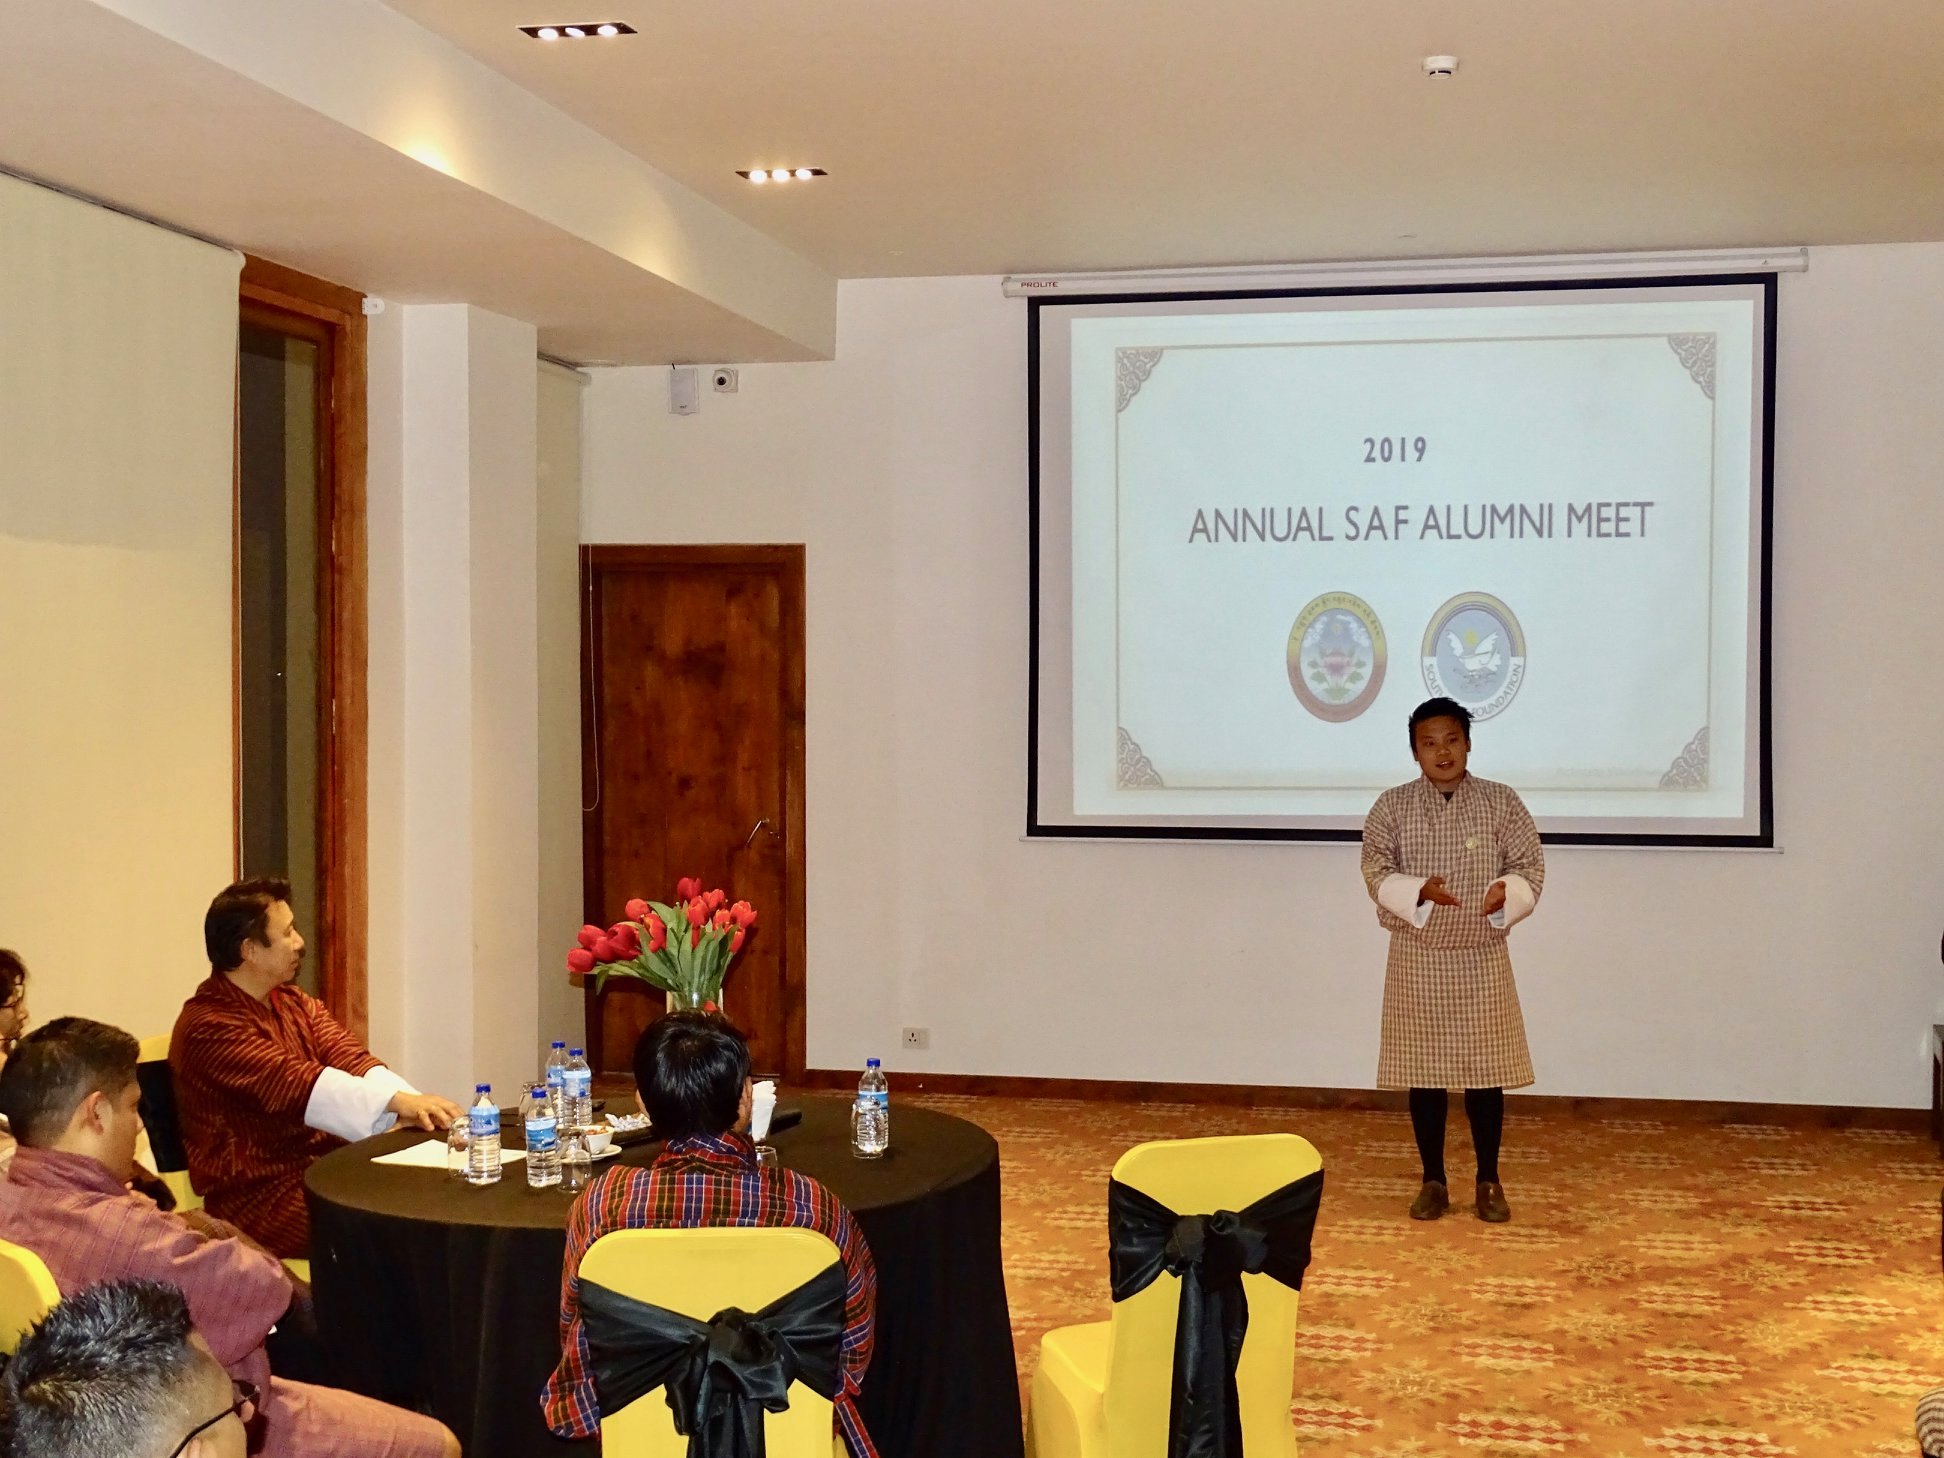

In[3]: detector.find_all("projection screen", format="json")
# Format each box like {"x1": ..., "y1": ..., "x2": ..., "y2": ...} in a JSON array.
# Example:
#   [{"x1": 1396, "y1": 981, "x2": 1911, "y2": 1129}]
[{"x1": 1029, "y1": 276, "x2": 1776, "y2": 846}]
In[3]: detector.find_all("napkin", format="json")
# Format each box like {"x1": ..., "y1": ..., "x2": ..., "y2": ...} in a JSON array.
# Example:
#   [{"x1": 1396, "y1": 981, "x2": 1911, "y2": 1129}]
[
  {"x1": 372, "y1": 1140, "x2": 525, "y2": 1168},
  {"x1": 750, "y1": 1079, "x2": 777, "y2": 1141}
]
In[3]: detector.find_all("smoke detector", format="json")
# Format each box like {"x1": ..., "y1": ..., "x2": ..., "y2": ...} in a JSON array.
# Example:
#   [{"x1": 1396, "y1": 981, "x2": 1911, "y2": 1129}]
[{"x1": 1423, "y1": 55, "x2": 1459, "y2": 77}]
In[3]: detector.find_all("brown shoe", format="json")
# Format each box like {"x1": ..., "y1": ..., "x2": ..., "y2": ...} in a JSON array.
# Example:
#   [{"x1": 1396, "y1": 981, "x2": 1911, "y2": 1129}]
[
  {"x1": 1409, "y1": 1180, "x2": 1450, "y2": 1221},
  {"x1": 1475, "y1": 1180, "x2": 1511, "y2": 1223}
]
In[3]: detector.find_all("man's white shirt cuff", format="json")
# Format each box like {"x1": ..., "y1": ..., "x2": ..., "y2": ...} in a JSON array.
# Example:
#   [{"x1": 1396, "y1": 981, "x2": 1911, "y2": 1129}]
[
  {"x1": 1489, "y1": 874, "x2": 1537, "y2": 931},
  {"x1": 1377, "y1": 875, "x2": 1435, "y2": 928},
  {"x1": 305, "y1": 1065, "x2": 418, "y2": 1143}
]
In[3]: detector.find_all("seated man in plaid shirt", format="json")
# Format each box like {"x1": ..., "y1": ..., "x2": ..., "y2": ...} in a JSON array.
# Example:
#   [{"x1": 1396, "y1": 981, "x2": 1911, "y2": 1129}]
[{"x1": 542, "y1": 1012, "x2": 879, "y2": 1455}]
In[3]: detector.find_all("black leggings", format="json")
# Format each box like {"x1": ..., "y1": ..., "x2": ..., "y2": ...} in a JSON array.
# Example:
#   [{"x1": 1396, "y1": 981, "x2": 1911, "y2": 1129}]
[{"x1": 1407, "y1": 1086, "x2": 1504, "y2": 1185}]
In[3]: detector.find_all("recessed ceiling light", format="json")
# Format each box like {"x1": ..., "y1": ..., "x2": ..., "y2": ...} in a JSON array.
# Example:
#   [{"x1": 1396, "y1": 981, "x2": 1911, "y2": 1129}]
[
  {"x1": 737, "y1": 167, "x2": 827, "y2": 183},
  {"x1": 792, "y1": 168, "x2": 814, "y2": 180},
  {"x1": 748, "y1": 169, "x2": 770, "y2": 183},
  {"x1": 519, "y1": 22, "x2": 637, "y2": 39}
]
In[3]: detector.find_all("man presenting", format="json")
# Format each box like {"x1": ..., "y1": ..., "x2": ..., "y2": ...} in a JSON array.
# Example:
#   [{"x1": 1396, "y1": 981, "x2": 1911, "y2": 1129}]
[
  {"x1": 1361, "y1": 697, "x2": 1545, "y2": 1225},
  {"x1": 172, "y1": 878, "x2": 460, "y2": 1257}
]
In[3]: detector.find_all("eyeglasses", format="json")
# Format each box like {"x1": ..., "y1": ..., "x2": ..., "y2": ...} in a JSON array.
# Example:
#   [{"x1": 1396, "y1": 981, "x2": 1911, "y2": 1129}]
[{"x1": 168, "y1": 1379, "x2": 259, "y2": 1458}]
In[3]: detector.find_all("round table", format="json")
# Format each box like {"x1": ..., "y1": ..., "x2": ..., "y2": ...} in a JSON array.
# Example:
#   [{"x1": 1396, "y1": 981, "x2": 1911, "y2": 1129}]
[{"x1": 305, "y1": 1097, "x2": 1023, "y2": 1458}]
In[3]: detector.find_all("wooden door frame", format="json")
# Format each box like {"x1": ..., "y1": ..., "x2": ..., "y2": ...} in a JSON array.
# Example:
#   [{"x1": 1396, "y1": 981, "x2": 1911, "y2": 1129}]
[
  {"x1": 237, "y1": 256, "x2": 369, "y2": 1038},
  {"x1": 579, "y1": 544, "x2": 808, "y2": 1076}
]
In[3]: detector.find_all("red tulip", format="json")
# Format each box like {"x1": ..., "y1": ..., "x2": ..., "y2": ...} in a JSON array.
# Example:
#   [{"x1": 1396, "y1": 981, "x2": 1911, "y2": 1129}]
[
  {"x1": 675, "y1": 876, "x2": 702, "y2": 902},
  {"x1": 610, "y1": 924, "x2": 641, "y2": 956},
  {"x1": 729, "y1": 901, "x2": 757, "y2": 930},
  {"x1": 593, "y1": 938, "x2": 621, "y2": 963},
  {"x1": 689, "y1": 926, "x2": 702, "y2": 949},
  {"x1": 729, "y1": 928, "x2": 746, "y2": 954},
  {"x1": 705, "y1": 888, "x2": 727, "y2": 913},
  {"x1": 712, "y1": 909, "x2": 732, "y2": 932},
  {"x1": 577, "y1": 925, "x2": 604, "y2": 950},
  {"x1": 566, "y1": 948, "x2": 595, "y2": 974},
  {"x1": 646, "y1": 911, "x2": 668, "y2": 953},
  {"x1": 702, "y1": 999, "x2": 719, "y2": 1013},
  {"x1": 685, "y1": 897, "x2": 708, "y2": 929},
  {"x1": 624, "y1": 898, "x2": 650, "y2": 922}
]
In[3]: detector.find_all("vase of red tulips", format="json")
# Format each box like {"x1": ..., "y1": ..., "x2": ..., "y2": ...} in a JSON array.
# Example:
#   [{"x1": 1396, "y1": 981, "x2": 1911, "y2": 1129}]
[{"x1": 564, "y1": 876, "x2": 758, "y2": 1011}]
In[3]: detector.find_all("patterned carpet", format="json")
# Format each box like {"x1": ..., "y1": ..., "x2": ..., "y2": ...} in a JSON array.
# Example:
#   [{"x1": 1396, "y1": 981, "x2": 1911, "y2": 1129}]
[{"x1": 910, "y1": 1092, "x2": 1944, "y2": 1457}]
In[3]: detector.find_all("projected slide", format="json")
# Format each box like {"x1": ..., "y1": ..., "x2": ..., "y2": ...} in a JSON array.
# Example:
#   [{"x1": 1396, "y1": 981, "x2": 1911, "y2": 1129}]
[{"x1": 1031, "y1": 280, "x2": 1772, "y2": 843}]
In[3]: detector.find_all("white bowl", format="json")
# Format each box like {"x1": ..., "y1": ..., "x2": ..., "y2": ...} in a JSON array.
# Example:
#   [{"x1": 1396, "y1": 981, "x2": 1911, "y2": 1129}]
[{"x1": 583, "y1": 1126, "x2": 613, "y2": 1156}]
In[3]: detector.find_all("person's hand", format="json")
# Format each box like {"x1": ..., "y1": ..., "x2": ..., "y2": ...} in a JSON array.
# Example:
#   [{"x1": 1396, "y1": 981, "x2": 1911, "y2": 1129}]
[
  {"x1": 1480, "y1": 880, "x2": 1508, "y2": 918},
  {"x1": 1417, "y1": 875, "x2": 1461, "y2": 909},
  {"x1": 389, "y1": 1091, "x2": 463, "y2": 1131}
]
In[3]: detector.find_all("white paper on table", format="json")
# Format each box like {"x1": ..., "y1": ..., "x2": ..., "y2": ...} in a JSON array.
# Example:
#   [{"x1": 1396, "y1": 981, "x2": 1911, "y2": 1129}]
[
  {"x1": 370, "y1": 1141, "x2": 525, "y2": 1168},
  {"x1": 750, "y1": 1080, "x2": 777, "y2": 1142}
]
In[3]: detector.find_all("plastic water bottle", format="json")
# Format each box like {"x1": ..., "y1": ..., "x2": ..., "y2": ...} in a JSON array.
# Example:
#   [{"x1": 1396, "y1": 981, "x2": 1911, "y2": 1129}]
[
  {"x1": 523, "y1": 1084, "x2": 560, "y2": 1189},
  {"x1": 560, "y1": 1128, "x2": 592, "y2": 1195},
  {"x1": 544, "y1": 1041, "x2": 569, "y2": 1125},
  {"x1": 851, "y1": 1059, "x2": 888, "y2": 1159},
  {"x1": 466, "y1": 1084, "x2": 502, "y2": 1186},
  {"x1": 565, "y1": 1047, "x2": 593, "y2": 1132},
  {"x1": 445, "y1": 1115, "x2": 470, "y2": 1177}
]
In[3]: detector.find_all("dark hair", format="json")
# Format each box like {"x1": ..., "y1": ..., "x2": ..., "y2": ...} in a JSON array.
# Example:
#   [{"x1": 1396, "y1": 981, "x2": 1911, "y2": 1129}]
[
  {"x1": 0, "y1": 1279, "x2": 212, "y2": 1458},
  {"x1": 632, "y1": 1012, "x2": 751, "y2": 1143},
  {"x1": 203, "y1": 878, "x2": 293, "y2": 972},
  {"x1": 0, "y1": 1017, "x2": 141, "y2": 1147},
  {"x1": 1408, "y1": 697, "x2": 1472, "y2": 748},
  {"x1": 0, "y1": 949, "x2": 24, "y2": 1008}
]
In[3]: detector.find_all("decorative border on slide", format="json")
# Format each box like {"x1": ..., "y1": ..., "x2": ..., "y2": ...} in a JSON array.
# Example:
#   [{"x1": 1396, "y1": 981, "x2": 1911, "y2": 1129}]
[
  {"x1": 1658, "y1": 726, "x2": 1710, "y2": 789},
  {"x1": 1667, "y1": 333, "x2": 1716, "y2": 399},
  {"x1": 1116, "y1": 728, "x2": 1165, "y2": 788},
  {"x1": 1115, "y1": 348, "x2": 1164, "y2": 411}
]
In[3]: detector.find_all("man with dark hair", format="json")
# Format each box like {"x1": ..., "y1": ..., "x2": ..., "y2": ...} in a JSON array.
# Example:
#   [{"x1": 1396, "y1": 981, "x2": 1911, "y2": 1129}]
[
  {"x1": 542, "y1": 1012, "x2": 880, "y2": 1455},
  {"x1": 0, "y1": 1019, "x2": 459, "y2": 1458},
  {"x1": 1361, "y1": 696, "x2": 1545, "y2": 1225},
  {"x1": 0, "y1": 1278, "x2": 250, "y2": 1458},
  {"x1": 171, "y1": 877, "x2": 459, "y2": 1257}
]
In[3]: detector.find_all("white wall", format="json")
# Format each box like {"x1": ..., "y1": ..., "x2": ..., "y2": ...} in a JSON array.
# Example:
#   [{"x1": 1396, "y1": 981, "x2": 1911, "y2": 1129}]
[
  {"x1": 581, "y1": 248, "x2": 1944, "y2": 1109},
  {"x1": 368, "y1": 323, "x2": 583, "y2": 1098},
  {"x1": 536, "y1": 362, "x2": 587, "y2": 1058},
  {"x1": 0, "y1": 174, "x2": 240, "y2": 1041}
]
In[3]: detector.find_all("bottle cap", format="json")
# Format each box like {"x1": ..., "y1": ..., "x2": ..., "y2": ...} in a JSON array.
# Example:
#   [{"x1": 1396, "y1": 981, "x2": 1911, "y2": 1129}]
[
  {"x1": 570, "y1": 1048, "x2": 585, "y2": 1057},
  {"x1": 552, "y1": 1040, "x2": 567, "y2": 1049},
  {"x1": 476, "y1": 1083, "x2": 491, "y2": 1093},
  {"x1": 867, "y1": 1058, "x2": 880, "y2": 1068}
]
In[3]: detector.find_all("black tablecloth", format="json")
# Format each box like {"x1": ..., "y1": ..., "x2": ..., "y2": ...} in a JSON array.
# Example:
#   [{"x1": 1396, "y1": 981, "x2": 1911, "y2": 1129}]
[{"x1": 305, "y1": 1097, "x2": 1023, "y2": 1458}]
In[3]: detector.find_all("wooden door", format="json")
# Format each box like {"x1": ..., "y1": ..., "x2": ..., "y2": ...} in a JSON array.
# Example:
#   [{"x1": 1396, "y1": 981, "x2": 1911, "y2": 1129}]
[{"x1": 580, "y1": 545, "x2": 806, "y2": 1078}]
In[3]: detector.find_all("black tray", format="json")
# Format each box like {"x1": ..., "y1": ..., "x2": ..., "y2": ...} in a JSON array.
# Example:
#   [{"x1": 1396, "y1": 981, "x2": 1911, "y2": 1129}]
[{"x1": 608, "y1": 1106, "x2": 802, "y2": 1149}]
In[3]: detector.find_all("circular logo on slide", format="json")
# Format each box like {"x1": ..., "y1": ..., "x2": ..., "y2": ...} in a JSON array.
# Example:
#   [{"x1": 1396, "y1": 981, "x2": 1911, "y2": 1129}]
[
  {"x1": 1421, "y1": 592, "x2": 1527, "y2": 721},
  {"x1": 1288, "y1": 593, "x2": 1387, "y2": 722}
]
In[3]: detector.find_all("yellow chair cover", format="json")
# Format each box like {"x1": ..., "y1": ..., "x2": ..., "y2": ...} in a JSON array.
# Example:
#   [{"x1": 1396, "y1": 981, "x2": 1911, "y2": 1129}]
[
  {"x1": 1028, "y1": 1132, "x2": 1324, "y2": 1458},
  {"x1": 578, "y1": 1226, "x2": 851, "y2": 1458},
  {"x1": 0, "y1": 1236, "x2": 59, "y2": 1355}
]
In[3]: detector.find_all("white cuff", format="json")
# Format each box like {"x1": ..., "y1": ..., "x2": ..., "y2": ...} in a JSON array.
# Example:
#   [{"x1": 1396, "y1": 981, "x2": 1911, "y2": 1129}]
[
  {"x1": 1377, "y1": 874, "x2": 1435, "y2": 928},
  {"x1": 305, "y1": 1066, "x2": 417, "y2": 1143},
  {"x1": 1488, "y1": 874, "x2": 1537, "y2": 931}
]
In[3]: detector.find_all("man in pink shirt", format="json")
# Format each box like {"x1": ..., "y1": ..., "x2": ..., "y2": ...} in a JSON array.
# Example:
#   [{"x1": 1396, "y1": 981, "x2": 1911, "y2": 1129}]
[{"x1": 0, "y1": 1017, "x2": 458, "y2": 1458}]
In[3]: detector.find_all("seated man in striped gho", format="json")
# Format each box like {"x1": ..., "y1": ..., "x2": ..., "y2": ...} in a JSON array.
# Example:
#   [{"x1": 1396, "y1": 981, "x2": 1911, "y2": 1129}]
[
  {"x1": 543, "y1": 1011, "x2": 881, "y2": 1455},
  {"x1": 171, "y1": 877, "x2": 461, "y2": 1258}
]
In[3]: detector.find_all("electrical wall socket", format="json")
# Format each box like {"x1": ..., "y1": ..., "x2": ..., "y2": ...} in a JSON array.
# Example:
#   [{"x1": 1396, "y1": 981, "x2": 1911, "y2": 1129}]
[{"x1": 901, "y1": 1026, "x2": 929, "y2": 1050}]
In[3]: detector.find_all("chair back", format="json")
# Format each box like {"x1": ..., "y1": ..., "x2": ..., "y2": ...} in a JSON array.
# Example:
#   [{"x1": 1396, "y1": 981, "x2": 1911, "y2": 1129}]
[
  {"x1": 136, "y1": 1032, "x2": 200, "y2": 1211},
  {"x1": 579, "y1": 1226, "x2": 842, "y2": 1457},
  {"x1": 1103, "y1": 1133, "x2": 1322, "y2": 1458},
  {"x1": 0, "y1": 1237, "x2": 59, "y2": 1356}
]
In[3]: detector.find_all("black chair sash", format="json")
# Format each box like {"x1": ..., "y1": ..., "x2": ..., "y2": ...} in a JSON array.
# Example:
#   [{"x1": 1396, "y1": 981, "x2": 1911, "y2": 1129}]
[
  {"x1": 580, "y1": 1259, "x2": 846, "y2": 1458},
  {"x1": 1108, "y1": 1167, "x2": 1324, "y2": 1458}
]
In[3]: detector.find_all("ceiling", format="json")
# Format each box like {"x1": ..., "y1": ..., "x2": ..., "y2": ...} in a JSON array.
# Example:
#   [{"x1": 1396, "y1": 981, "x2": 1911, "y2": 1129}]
[{"x1": 383, "y1": 0, "x2": 1944, "y2": 278}]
